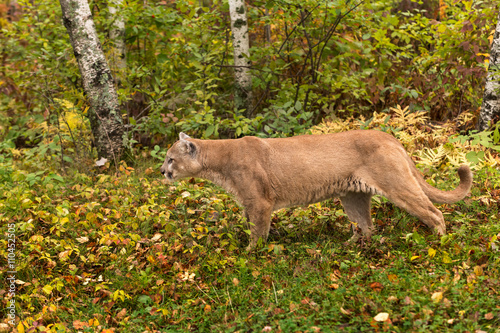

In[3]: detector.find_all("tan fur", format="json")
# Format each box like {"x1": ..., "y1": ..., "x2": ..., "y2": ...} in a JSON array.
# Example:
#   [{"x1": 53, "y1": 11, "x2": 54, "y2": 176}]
[{"x1": 161, "y1": 131, "x2": 473, "y2": 248}]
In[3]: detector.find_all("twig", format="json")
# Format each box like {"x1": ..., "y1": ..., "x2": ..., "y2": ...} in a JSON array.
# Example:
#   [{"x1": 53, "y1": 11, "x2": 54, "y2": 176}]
[
  {"x1": 272, "y1": 281, "x2": 279, "y2": 305},
  {"x1": 226, "y1": 286, "x2": 234, "y2": 313}
]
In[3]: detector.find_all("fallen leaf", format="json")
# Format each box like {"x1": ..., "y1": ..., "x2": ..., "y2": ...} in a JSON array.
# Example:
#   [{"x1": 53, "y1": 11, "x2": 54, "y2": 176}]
[
  {"x1": 431, "y1": 291, "x2": 443, "y2": 303},
  {"x1": 369, "y1": 281, "x2": 383, "y2": 292},
  {"x1": 340, "y1": 307, "x2": 352, "y2": 315},
  {"x1": 150, "y1": 233, "x2": 162, "y2": 242},
  {"x1": 232, "y1": 278, "x2": 240, "y2": 286},
  {"x1": 95, "y1": 157, "x2": 108, "y2": 166},
  {"x1": 387, "y1": 274, "x2": 398, "y2": 282},
  {"x1": 76, "y1": 236, "x2": 89, "y2": 243},
  {"x1": 289, "y1": 302, "x2": 299, "y2": 312},
  {"x1": 484, "y1": 312, "x2": 494, "y2": 320},
  {"x1": 116, "y1": 308, "x2": 127, "y2": 319},
  {"x1": 73, "y1": 320, "x2": 89, "y2": 329},
  {"x1": 273, "y1": 307, "x2": 285, "y2": 315},
  {"x1": 373, "y1": 312, "x2": 389, "y2": 322}
]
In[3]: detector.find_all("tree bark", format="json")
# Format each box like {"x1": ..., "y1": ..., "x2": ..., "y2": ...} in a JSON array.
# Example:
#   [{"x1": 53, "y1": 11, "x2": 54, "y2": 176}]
[
  {"x1": 108, "y1": 0, "x2": 126, "y2": 84},
  {"x1": 228, "y1": 0, "x2": 252, "y2": 116},
  {"x1": 59, "y1": 0, "x2": 125, "y2": 161},
  {"x1": 478, "y1": 10, "x2": 500, "y2": 131}
]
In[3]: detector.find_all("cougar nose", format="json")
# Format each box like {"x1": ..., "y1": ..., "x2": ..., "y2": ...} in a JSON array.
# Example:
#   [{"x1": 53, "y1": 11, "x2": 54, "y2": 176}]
[{"x1": 160, "y1": 166, "x2": 166, "y2": 175}]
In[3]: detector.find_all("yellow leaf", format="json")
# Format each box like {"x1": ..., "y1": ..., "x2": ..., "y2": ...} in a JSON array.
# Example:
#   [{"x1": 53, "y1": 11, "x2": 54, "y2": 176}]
[
  {"x1": 204, "y1": 304, "x2": 211, "y2": 314},
  {"x1": 17, "y1": 322, "x2": 25, "y2": 333},
  {"x1": 410, "y1": 255, "x2": 420, "y2": 261},
  {"x1": 428, "y1": 248, "x2": 436, "y2": 259},
  {"x1": 387, "y1": 274, "x2": 398, "y2": 282},
  {"x1": 442, "y1": 253, "x2": 452, "y2": 264},
  {"x1": 431, "y1": 291, "x2": 443, "y2": 303},
  {"x1": 42, "y1": 284, "x2": 53, "y2": 295},
  {"x1": 88, "y1": 318, "x2": 100, "y2": 326},
  {"x1": 474, "y1": 266, "x2": 484, "y2": 276}
]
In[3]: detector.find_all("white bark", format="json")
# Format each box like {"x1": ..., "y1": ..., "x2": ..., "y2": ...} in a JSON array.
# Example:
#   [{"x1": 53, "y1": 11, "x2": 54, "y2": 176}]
[
  {"x1": 478, "y1": 10, "x2": 500, "y2": 131},
  {"x1": 228, "y1": 0, "x2": 252, "y2": 114},
  {"x1": 108, "y1": 0, "x2": 126, "y2": 83},
  {"x1": 59, "y1": 0, "x2": 125, "y2": 160}
]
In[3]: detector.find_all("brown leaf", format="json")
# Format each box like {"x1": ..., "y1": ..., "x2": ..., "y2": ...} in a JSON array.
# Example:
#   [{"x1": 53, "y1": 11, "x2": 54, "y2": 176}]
[
  {"x1": 485, "y1": 312, "x2": 494, "y2": 320},
  {"x1": 73, "y1": 320, "x2": 89, "y2": 329},
  {"x1": 116, "y1": 308, "x2": 127, "y2": 319},
  {"x1": 273, "y1": 307, "x2": 285, "y2": 315},
  {"x1": 387, "y1": 274, "x2": 398, "y2": 283},
  {"x1": 369, "y1": 282, "x2": 383, "y2": 292}
]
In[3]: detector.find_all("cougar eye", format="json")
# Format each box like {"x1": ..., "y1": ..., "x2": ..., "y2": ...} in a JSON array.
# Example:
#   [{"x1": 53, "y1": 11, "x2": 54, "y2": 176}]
[{"x1": 167, "y1": 158, "x2": 173, "y2": 165}]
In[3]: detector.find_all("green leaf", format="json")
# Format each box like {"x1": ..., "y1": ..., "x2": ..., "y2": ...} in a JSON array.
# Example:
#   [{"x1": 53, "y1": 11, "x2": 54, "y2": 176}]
[{"x1": 205, "y1": 125, "x2": 215, "y2": 138}]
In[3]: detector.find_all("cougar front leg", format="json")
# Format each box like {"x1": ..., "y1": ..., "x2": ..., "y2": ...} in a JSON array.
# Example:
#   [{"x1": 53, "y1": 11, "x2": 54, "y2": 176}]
[{"x1": 244, "y1": 199, "x2": 273, "y2": 250}]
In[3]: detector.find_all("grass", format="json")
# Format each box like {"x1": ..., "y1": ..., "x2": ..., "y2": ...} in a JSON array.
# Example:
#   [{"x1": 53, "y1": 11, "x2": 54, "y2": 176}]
[{"x1": 1, "y1": 154, "x2": 499, "y2": 333}]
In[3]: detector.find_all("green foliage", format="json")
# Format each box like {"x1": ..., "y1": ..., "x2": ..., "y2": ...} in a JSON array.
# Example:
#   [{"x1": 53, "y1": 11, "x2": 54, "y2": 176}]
[
  {"x1": 1, "y1": 0, "x2": 496, "y2": 166},
  {"x1": 1, "y1": 1, "x2": 500, "y2": 329},
  {"x1": 1, "y1": 151, "x2": 499, "y2": 331}
]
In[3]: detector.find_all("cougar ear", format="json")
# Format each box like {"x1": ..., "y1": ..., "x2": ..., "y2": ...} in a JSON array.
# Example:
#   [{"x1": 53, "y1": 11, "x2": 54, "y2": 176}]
[
  {"x1": 179, "y1": 139, "x2": 197, "y2": 157},
  {"x1": 179, "y1": 132, "x2": 191, "y2": 140}
]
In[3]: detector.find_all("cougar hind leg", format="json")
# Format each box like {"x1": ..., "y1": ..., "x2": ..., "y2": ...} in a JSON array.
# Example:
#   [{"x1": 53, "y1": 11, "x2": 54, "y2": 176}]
[
  {"x1": 340, "y1": 192, "x2": 374, "y2": 242},
  {"x1": 377, "y1": 169, "x2": 446, "y2": 235},
  {"x1": 384, "y1": 187, "x2": 446, "y2": 235}
]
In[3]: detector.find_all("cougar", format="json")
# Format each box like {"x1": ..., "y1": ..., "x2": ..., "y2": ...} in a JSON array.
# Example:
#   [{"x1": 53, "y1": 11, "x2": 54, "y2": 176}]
[{"x1": 161, "y1": 131, "x2": 472, "y2": 248}]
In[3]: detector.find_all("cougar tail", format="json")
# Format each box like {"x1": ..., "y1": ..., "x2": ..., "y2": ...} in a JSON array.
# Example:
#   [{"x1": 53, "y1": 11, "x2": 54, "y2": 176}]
[{"x1": 418, "y1": 165, "x2": 473, "y2": 204}]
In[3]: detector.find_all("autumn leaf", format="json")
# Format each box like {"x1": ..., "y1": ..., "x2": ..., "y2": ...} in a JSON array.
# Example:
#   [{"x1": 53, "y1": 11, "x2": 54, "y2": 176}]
[
  {"x1": 369, "y1": 281, "x2": 383, "y2": 292},
  {"x1": 474, "y1": 266, "x2": 484, "y2": 276},
  {"x1": 428, "y1": 247, "x2": 436, "y2": 258},
  {"x1": 387, "y1": 274, "x2": 398, "y2": 283},
  {"x1": 289, "y1": 302, "x2": 299, "y2": 312},
  {"x1": 116, "y1": 308, "x2": 127, "y2": 319},
  {"x1": 373, "y1": 312, "x2": 389, "y2": 322},
  {"x1": 340, "y1": 307, "x2": 352, "y2": 316},
  {"x1": 431, "y1": 291, "x2": 443, "y2": 303},
  {"x1": 485, "y1": 312, "x2": 494, "y2": 320},
  {"x1": 73, "y1": 320, "x2": 90, "y2": 329}
]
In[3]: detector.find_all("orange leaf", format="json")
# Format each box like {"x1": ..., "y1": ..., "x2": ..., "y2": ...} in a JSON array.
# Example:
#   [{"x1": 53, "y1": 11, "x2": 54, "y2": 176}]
[
  {"x1": 73, "y1": 320, "x2": 89, "y2": 329},
  {"x1": 369, "y1": 282, "x2": 384, "y2": 292}
]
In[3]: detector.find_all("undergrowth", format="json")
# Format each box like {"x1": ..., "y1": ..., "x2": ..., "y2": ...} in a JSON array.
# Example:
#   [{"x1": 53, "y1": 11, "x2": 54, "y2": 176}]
[{"x1": 1, "y1": 110, "x2": 500, "y2": 332}]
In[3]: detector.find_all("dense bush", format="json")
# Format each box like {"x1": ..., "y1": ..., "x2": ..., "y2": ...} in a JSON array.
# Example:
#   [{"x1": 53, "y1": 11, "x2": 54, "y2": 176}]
[{"x1": 0, "y1": 0, "x2": 498, "y2": 167}]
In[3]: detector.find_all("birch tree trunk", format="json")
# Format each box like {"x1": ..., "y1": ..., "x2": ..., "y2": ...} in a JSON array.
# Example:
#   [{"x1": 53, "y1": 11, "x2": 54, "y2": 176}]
[
  {"x1": 478, "y1": 10, "x2": 500, "y2": 131},
  {"x1": 228, "y1": 0, "x2": 252, "y2": 115},
  {"x1": 59, "y1": 0, "x2": 125, "y2": 161},
  {"x1": 108, "y1": 0, "x2": 126, "y2": 84}
]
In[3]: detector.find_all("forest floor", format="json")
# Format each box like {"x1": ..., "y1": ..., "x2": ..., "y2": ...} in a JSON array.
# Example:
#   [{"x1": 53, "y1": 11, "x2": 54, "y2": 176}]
[{"x1": 1, "y1": 116, "x2": 500, "y2": 332}]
